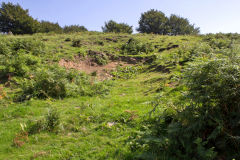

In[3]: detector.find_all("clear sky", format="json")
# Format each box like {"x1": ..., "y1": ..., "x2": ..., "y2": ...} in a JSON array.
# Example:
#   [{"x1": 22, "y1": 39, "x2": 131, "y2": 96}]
[{"x1": 2, "y1": 0, "x2": 240, "y2": 34}]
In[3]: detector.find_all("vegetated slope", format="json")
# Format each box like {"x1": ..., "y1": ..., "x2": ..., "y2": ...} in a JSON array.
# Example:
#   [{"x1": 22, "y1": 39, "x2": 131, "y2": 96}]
[{"x1": 0, "y1": 32, "x2": 239, "y2": 159}]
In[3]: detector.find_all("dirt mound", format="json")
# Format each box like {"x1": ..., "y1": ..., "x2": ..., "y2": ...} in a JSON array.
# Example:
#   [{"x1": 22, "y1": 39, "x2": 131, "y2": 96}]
[{"x1": 59, "y1": 55, "x2": 130, "y2": 80}]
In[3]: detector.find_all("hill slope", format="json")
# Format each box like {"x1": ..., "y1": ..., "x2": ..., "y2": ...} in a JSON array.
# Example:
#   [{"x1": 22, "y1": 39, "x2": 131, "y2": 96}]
[{"x1": 0, "y1": 32, "x2": 239, "y2": 159}]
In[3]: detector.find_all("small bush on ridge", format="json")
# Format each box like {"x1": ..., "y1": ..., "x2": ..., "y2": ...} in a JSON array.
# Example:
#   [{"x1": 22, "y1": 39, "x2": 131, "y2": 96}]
[{"x1": 121, "y1": 38, "x2": 154, "y2": 55}]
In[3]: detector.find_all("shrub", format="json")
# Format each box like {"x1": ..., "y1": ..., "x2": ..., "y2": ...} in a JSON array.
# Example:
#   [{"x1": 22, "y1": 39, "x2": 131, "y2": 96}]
[
  {"x1": 0, "y1": 40, "x2": 11, "y2": 55},
  {"x1": 11, "y1": 38, "x2": 46, "y2": 55},
  {"x1": 72, "y1": 39, "x2": 82, "y2": 47},
  {"x1": 0, "y1": 38, "x2": 45, "y2": 56},
  {"x1": 17, "y1": 66, "x2": 78, "y2": 100},
  {"x1": 121, "y1": 38, "x2": 154, "y2": 55},
  {"x1": 16, "y1": 65, "x2": 110, "y2": 101},
  {"x1": 45, "y1": 109, "x2": 60, "y2": 132},
  {"x1": 26, "y1": 108, "x2": 60, "y2": 134},
  {"x1": 65, "y1": 38, "x2": 71, "y2": 42},
  {"x1": 26, "y1": 119, "x2": 45, "y2": 135},
  {"x1": 102, "y1": 20, "x2": 133, "y2": 34},
  {"x1": 0, "y1": 51, "x2": 41, "y2": 79},
  {"x1": 130, "y1": 55, "x2": 240, "y2": 159},
  {"x1": 63, "y1": 25, "x2": 88, "y2": 33},
  {"x1": 111, "y1": 65, "x2": 143, "y2": 79},
  {"x1": 88, "y1": 50, "x2": 109, "y2": 65},
  {"x1": 39, "y1": 21, "x2": 63, "y2": 33},
  {"x1": 177, "y1": 42, "x2": 214, "y2": 64},
  {"x1": 203, "y1": 34, "x2": 232, "y2": 49}
]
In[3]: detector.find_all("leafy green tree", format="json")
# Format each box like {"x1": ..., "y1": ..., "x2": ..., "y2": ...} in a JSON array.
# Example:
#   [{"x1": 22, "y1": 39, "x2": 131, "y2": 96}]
[
  {"x1": 137, "y1": 9, "x2": 168, "y2": 34},
  {"x1": 63, "y1": 25, "x2": 88, "y2": 33},
  {"x1": 137, "y1": 9, "x2": 200, "y2": 35},
  {"x1": 0, "y1": 2, "x2": 39, "y2": 34},
  {"x1": 102, "y1": 20, "x2": 133, "y2": 34},
  {"x1": 39, "y1": 21, "x2": 63, "y2": 33},
  {"x1": 167, "y1": 14, "x2": 199, "y2": 35}
]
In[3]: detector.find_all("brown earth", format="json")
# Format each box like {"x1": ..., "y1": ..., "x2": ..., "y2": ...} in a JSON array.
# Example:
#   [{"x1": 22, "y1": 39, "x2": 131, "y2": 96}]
[{"x1": 59, "y1": 56, "x2": 130, "y2": 80}]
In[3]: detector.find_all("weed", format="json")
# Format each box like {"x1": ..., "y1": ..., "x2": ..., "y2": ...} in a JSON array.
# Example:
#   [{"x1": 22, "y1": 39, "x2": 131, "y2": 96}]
[
  {"x1": 26, "y1": 108, "x2": 60, "y2": 134},
  {"x1": 111, "y1": 65, "x2": 143, "y2": 79},
  {"x1": 45, "y1": 108, "x2": 60, "y2": 132},
  {"x1": 65, "y1": 38, "x2": 71, "y2": 42},
  {"x1": 91, "y1": 71, "x2": 97, "y2": 76},
  {"x1": 121, "y1": 38, "x2": 154, "y2": 55},
  {"x1": 72, "y1": 39, "x2": 82, "y2": 47}
]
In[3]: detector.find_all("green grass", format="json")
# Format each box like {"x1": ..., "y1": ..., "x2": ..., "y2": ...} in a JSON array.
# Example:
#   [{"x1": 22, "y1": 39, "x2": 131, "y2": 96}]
[
  {"x1": 0, "y1": 32, "x2": 197, "y2": 159},
  {"x1": 1, "y1": 32, "x2": 238, "y2": 159},
  {"x1": 0, "y1": 71, "x2": 166, "y2": 159}
]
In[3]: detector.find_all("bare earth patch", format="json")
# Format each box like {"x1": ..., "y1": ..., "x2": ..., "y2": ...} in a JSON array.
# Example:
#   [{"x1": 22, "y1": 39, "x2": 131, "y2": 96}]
[{"x1": 59, "y1": 56, "x2": 130, "y2": 80}]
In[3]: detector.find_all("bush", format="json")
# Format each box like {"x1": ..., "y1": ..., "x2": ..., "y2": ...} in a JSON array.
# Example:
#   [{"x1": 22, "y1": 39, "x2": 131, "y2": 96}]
[
  {"x1": 130, "y1": 56, "x2": 240, "y2": 159},
  {"x1": 39, "y1": 21, "x2": 63, "y2": 33},
  {"x1": 0, "y1": 38, "x2": 44, "y2": 79},
  {"x1": 0, "y1": 38, "x2": 45, "y2": 56},
  {"x1": 203, "y1": 34, "x2": 232, "y2": 49},
  {"x1": 88, "y1": 50, "x2": 109, "y2": 65},
  {"x1": 0, "y1": 51, "x2": 41, "y2": 79},
  {"x1": 17, "y1": 66, "x2": 79, "y2": 100},
  {"x1": 63, "y1": 25, "x2": 88, "y2": 33},
  {"x1": 121, "y1": 38, "x2": 154, "y2": 55},
  {"x1": 102, "y1": 20, "x2": 133, "y2": 34},
  {"x1": 111, "y1": 65, "x2": 143, "y2": 79},
  {"x1": 72, "y1": 39, "x2": 82, "y2": 47},
  {"x1": 65, "y1": 38, "x2": 71, "y2": 42},
  {"x1": 0, "y1": 37, "x2": 110, "y2": 101},
  {"x1": 16, "y1": 65, "x2": 111, "y2": 101},
  {"x1": 26, "y1": 108, "x2": 60, "y2": 134},
  {"x1": 0, "y1": 40, "x2": 11, "y2": 55},
  {"x1": 45, "y1": 109, "x2": 60, "y2": 132}
]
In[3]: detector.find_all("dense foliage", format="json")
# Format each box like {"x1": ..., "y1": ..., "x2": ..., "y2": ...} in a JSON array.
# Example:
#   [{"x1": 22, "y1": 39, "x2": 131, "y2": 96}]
[
  {"x1": 137, "y1": 9, "x2": 168, "y2": 34},
  {"x1": 0, "y1": 2, "x2": 39, "y2": 34},
  {"x1": 0, "y1": 38, "x2": 45, "y2": 79},
  {"x1": 121, "y1": 38, "x2": 154, "y2": 55},
  {"x1": 63, "y1": 25, "x2": 88, "y2": 33},
  {"x1": 137, "y1": 9, "x2": 200, "y2": 35},
  {"x1": 130, "y1": 36, "x2": 240, "y2": 159},
  {"x1": 0, "y1": 3, "x2": 87, "y2": 34},
  {"x1": 167, "y1": 14, "x2": 200, "y2": 35},
  {"x1": 39, "y1": 21, "x2": 63, "y2": 33},
  {"x1": 17, "y1": 65, "x2": 110, "y2": 101},
  {"x1": 0, "y1": 37, "x2": 110, "y2": 101},
  {"x1": 102, "y1": 20, "x2": 133, "y2": 34}
]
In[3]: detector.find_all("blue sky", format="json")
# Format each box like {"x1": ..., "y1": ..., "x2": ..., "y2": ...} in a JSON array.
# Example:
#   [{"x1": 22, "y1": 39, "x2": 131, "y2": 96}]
[{"x1": 2, "y1": 0, "x2": 240, "y2": 34}]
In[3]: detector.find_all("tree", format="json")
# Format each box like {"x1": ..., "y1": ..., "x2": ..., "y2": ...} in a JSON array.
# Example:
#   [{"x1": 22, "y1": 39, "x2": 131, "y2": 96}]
[
  {"x1": 39, "y1": 21, "x2": 63, "y2": 33},
  {"x1": 167, "y1": 14, "x2": 199, "y2": 35},
  {"x1": 102, "y1": 20, "x2": 133, "y2": 34},
  {"x1": 137, "y1": 9, "x2": 200, "y2": 35},
  {"x1": 63, "y1": 25, "x2": 88, "y2": 33},
  {"x1": 137, "y1": 9, "x2": 168, "y2": 34},
  {"x1": 0, "y1": 2, "x2": 39, "y2": 34}
]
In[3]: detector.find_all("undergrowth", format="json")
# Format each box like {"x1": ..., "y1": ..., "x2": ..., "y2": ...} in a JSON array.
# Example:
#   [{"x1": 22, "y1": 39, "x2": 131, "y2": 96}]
[
  {"x1": 1, "y1": 32, "x2": 240, "y2": 160},
  {"x1": 130, "y1": 43, "x2": 240, "y2": 159}
]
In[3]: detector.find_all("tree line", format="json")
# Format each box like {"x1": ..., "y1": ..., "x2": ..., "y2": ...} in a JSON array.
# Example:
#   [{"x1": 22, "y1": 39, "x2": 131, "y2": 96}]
[
  {"x1": 0, "y1": 2, "x2": 88, "y2": 34},
  {"x1": 0, "y1": 2, "x2": 200, "y2": 35}
]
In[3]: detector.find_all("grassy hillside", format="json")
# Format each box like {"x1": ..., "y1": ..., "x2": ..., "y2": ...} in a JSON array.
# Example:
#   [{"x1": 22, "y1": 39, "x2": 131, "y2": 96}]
[{"x1": 0, "y1": 32, "x2": 240, "y2": 159}]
